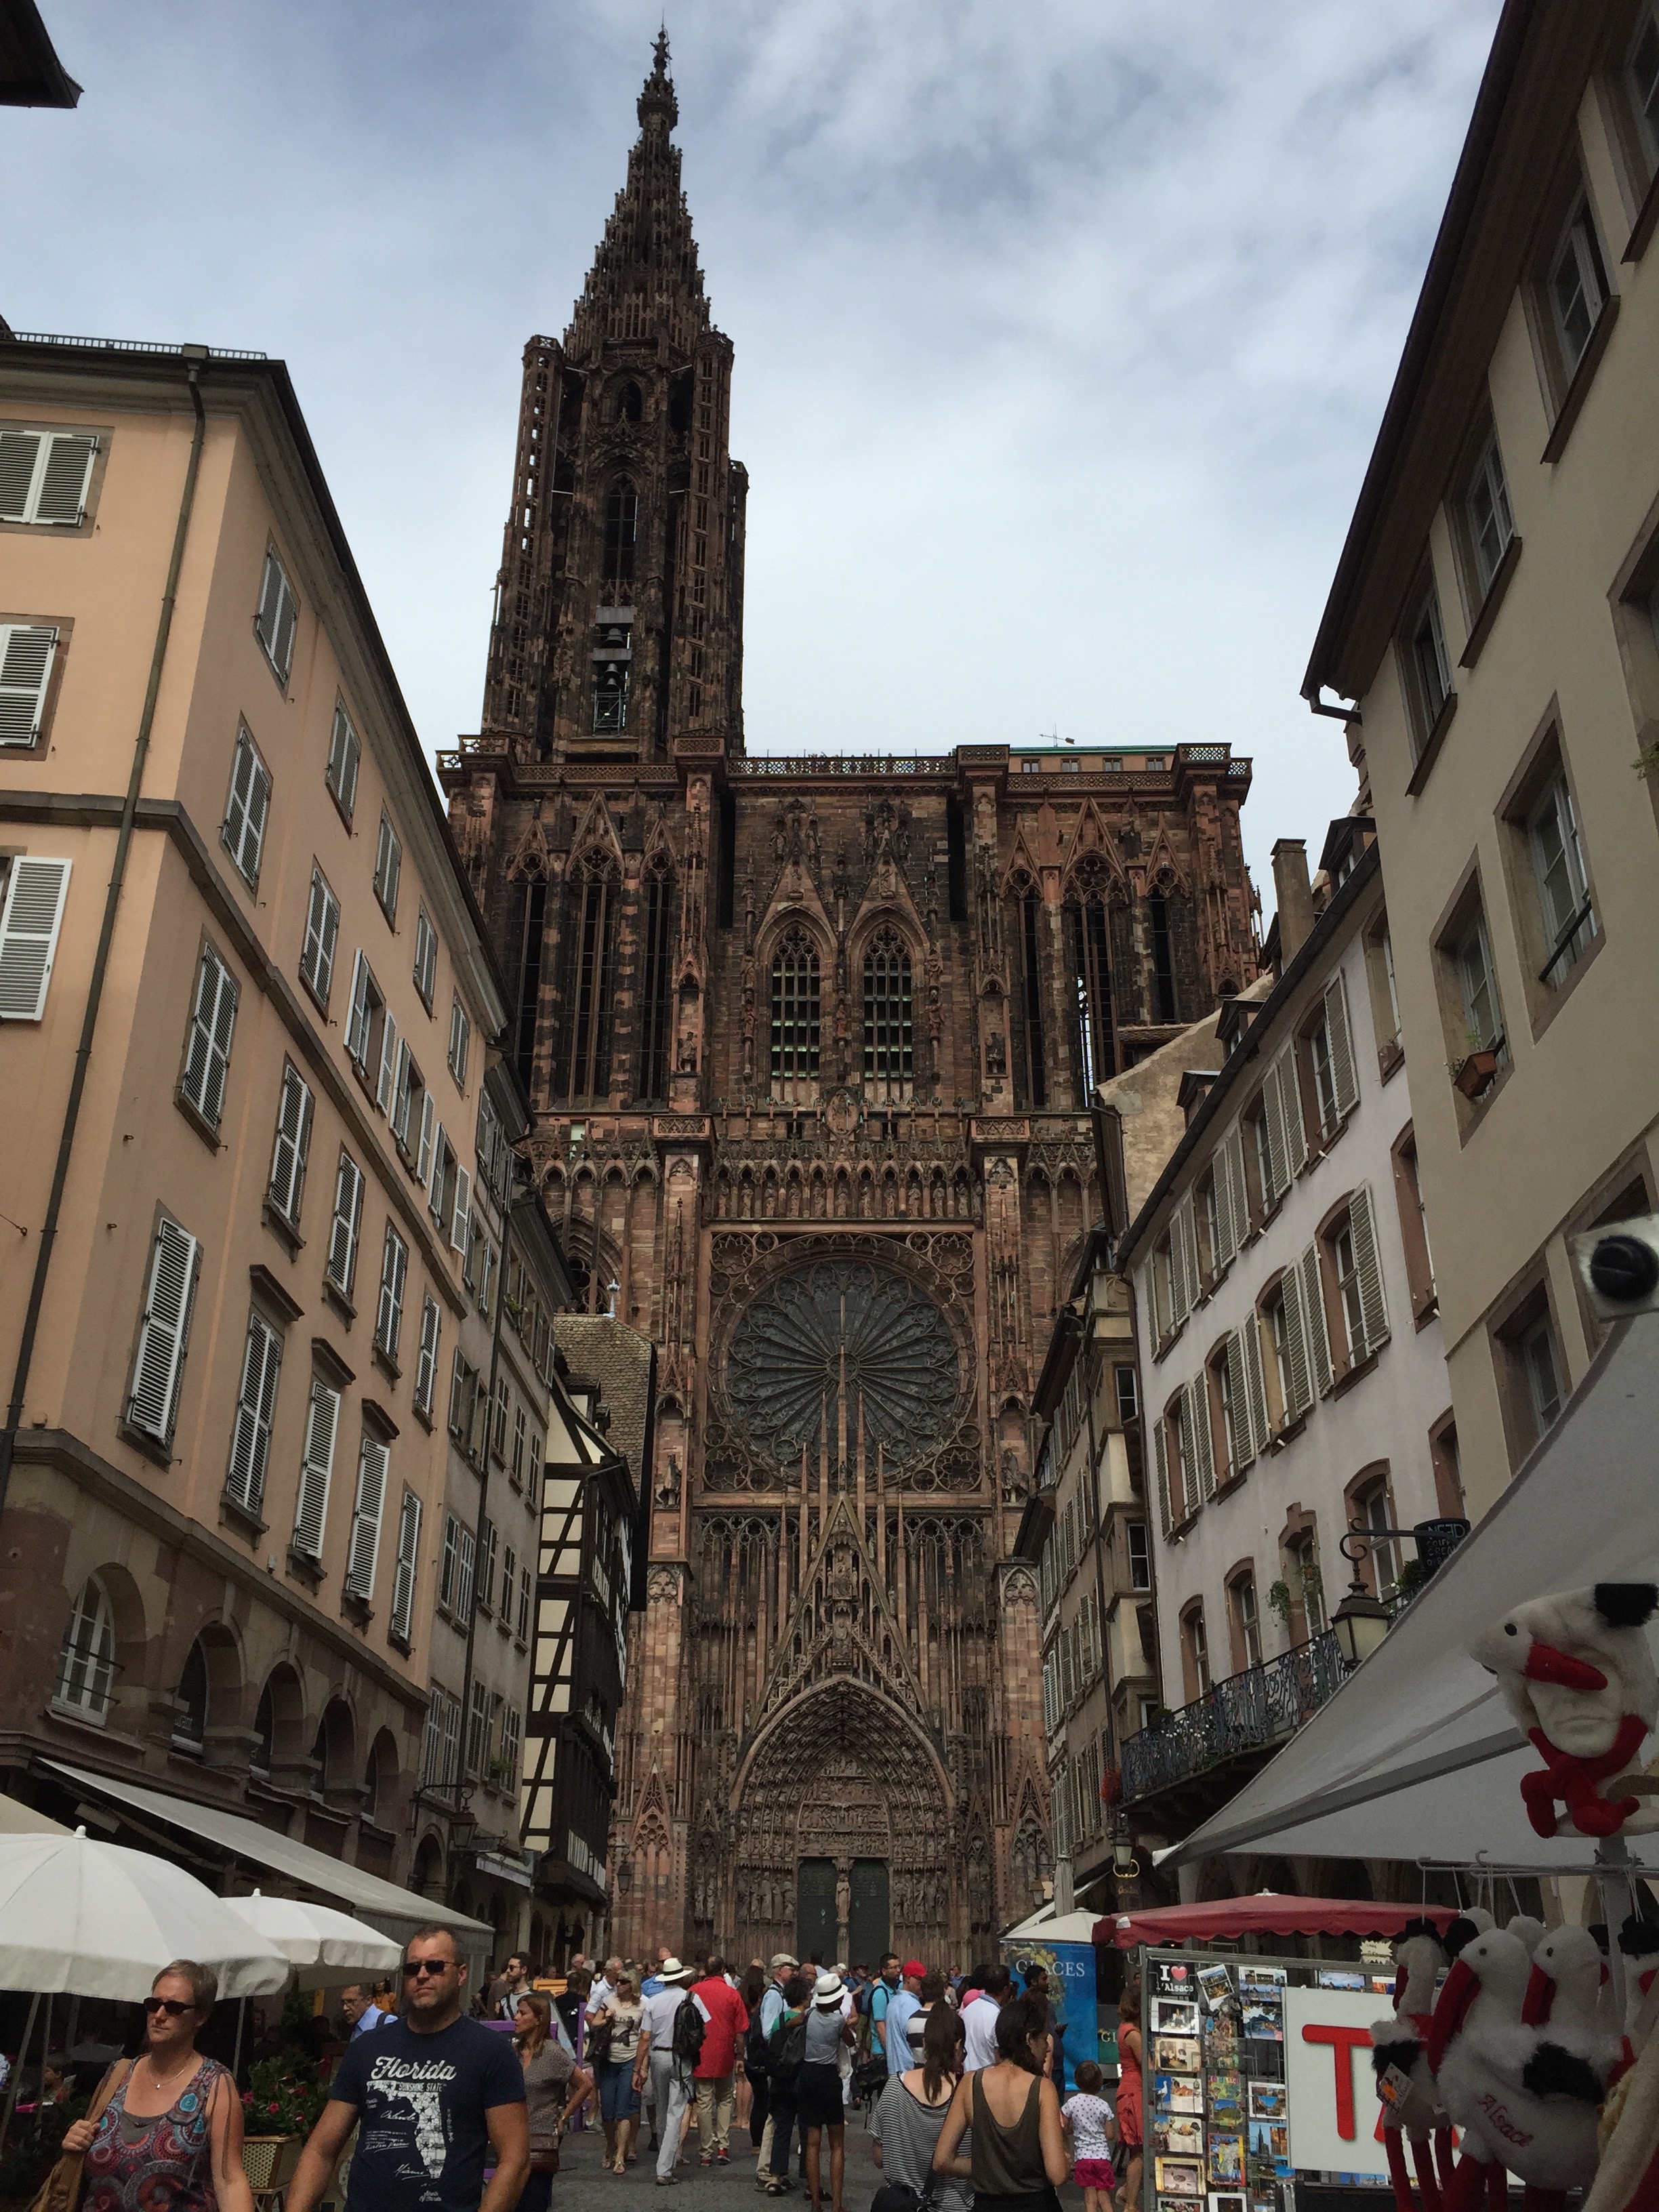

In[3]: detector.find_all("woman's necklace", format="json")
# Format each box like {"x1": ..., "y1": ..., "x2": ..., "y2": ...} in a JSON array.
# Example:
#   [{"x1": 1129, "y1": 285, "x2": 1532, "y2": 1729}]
[{"x1": 146, "y1": 2048, "x2": 196, "y2": 2095}]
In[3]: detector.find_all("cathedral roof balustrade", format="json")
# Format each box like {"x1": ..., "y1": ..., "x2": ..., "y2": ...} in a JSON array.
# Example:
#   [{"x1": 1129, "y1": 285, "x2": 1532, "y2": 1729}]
[{"x1": 731, "y1": 754, "x2": 956, "y2": 777}]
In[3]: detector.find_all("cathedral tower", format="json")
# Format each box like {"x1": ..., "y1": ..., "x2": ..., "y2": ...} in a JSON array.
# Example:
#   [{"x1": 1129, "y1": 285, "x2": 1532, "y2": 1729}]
[
  {"x1": 441, "y1": 40, "x2": 1260, "y2": 1966},
  {"x1": 482, "y1": 33, "x2": 745, "y2": 765}
]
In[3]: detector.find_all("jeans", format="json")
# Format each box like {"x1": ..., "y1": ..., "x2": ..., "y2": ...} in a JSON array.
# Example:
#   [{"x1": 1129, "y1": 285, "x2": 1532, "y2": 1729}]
[
  {"x1": 695, "y1": 2073, "x2": 735, "y2": 2154},
  {"x1": 766, "y1": 2082, "x2": 800, "y2": 2179},
  {"x1": 650, "y1": 2051, "x2": 692, "y2": 2179},
  {"x1": 598, "y1": 2057, "x2": 640, "y2": 2122},
  {"x1": 746, "y1": 2064, "x2": 770, "y2": 2147},
  {"x1": 512, "y1": 2174, "x2": 554, "y2": 2212}
]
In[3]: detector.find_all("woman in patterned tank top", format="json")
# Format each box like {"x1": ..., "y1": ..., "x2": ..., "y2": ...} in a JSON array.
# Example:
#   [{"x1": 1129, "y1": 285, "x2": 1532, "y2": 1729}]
[{"x1": 64, "y1": 1961, "x2": 255, "y2": 2212}]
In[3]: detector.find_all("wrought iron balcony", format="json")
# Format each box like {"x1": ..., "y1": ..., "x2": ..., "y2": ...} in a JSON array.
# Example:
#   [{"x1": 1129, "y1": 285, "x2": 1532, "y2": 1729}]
[{"x1": 1120, "y1": 1631, "x2": 1345, "y2": 1803}]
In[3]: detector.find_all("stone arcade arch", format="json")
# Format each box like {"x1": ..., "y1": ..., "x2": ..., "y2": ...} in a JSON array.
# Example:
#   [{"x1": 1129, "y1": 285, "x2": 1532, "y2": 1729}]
[{"x1": 725, "y1": 1679, "x2": 956, "y2": 1965}]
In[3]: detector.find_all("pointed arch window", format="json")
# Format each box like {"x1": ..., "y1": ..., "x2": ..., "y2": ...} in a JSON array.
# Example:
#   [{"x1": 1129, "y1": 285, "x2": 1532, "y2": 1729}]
[
  {"x1": 562, "y1": 853, "x2": 617, "y2": 1101},
  {"x1": 769, "y1": 928, "x2": 820, "y2": 1103},
  {"x1": 1149, "y1": 881, "x2": 1179, "y2": 1022},
  {"x1": 1064, "y1": 869, "x2": 1115, "y2": 1093},
  {"x1": 637, "y1": 862, "x2": 675, "y2": 1103},
  {"x1": 602, "y1": 477, "x2": 637, "y2": 590},
  {"x1": 861, "y1": 927, "x2": 913, "y2": 1101},
  {"x1": 1012, "y1": 878, "x2": 1047, "y2": 1109}
]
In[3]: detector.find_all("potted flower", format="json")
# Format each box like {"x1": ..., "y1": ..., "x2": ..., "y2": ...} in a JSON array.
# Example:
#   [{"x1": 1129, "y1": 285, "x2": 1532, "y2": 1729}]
[
  {"x1": 1452, "y1": 1029, "x2": 1503, "y2": 1099},
  {"x1": 241, "y1": 2057, "x2": 328, "y2": 2192}
]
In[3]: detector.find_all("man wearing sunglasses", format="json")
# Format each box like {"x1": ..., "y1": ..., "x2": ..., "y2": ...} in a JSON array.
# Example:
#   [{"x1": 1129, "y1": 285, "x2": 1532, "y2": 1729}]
[{"x1": 286, "y1": 1928, "x2": 527, "y2": 2212}]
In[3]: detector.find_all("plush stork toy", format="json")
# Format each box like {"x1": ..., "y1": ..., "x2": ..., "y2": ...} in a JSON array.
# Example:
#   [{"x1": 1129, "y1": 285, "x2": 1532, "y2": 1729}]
[
  {"x1": 1428, "y1": 1925, "x2": 1609, "y2": 2212},
  {"x1": 1372, "y1": 1917, "x2": 1452, "y2": 2212},
  {"x1": 1469, "y1": 1586, "x2": 1659, "y2": 1840}
]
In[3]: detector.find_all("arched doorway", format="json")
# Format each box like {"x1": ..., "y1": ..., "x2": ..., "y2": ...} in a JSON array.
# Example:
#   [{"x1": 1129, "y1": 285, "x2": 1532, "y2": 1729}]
[{"x1": 727, "y1": 1679, "x2": 953, "y2": 1963}]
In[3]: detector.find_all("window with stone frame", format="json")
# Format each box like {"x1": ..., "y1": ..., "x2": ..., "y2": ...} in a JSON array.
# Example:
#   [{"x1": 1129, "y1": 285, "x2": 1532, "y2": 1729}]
[
  {"x1": 769, "y1": 926, "x2": 821, "y2": 1103},
  {"x1": 1228, "y1": 1566, "x2": 1263, "y2": 1672},
  {"x1": 1010, "y1": 875, "x2": 1047, "y2": 1109},
  {"x1": 1063, "y1": 864, "x2": 1117, "y2": 1091},
  {"x1": 1390, "y1": 1126, "x2": 1437, "y2": 1325},
  {"x1": 1399, "y1": 572, "x2": 1454, "y2": 760},
  {"x1": 1498, "y1": 724, "x2": 1598, "y2": 1016},
  {"x1": 1348, "y1": 1467, "x2": 1398, "y2": 1598},
  {"x1": 1492, "y1": 1279, "x2": 1568, "y2": 1467},
  {"x1": 1147, "y1": 878, "x2": 1179, "y2": 1022},
  {"x1": 861, "y1": 926, "x2": 914, "y2": 1102},
  {"x1": 1179, "y1": 1599, "x2": 1210, "y2": 1702},
  {"x1": 636, "y1": 858, "x2": 675, "y2": 1103}
]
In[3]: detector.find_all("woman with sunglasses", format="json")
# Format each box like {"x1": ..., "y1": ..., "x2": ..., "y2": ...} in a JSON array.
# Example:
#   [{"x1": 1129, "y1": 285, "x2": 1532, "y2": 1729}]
[{"x1": 64, "y1": 1961, "x2": 255, "y2": 2212}]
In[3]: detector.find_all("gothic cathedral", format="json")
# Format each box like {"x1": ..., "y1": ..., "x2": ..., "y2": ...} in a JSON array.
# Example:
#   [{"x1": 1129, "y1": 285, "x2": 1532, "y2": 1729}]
[{"x1": 441, "y1": 39, "x2": 1258, "y2": 1963}]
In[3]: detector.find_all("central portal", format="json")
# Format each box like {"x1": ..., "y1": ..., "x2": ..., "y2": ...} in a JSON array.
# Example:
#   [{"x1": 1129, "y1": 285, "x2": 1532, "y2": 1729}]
[
  {"x1": 794, "y1": 1858, "x2": 890, "y2": 1965},
  {"x1": 847, "y1": 1859, "x2": 889, "y2": 1965}
]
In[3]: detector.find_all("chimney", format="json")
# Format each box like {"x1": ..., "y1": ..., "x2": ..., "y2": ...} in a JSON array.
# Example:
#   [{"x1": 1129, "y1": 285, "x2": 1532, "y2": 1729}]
[{"x1": 1271, "y1": 839, "x2": 1316, "y2": 966}]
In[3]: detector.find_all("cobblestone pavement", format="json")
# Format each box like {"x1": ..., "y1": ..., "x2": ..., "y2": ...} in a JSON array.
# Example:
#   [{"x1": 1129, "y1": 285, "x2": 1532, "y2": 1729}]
[{"x1": 552, "y1": 2092, "x2": 1088, "y2": 2212}]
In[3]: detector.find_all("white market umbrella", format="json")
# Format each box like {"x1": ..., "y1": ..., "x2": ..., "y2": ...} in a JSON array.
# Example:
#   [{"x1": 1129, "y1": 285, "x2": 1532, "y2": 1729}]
[
  {"x1": 0, "y1": 1828, "x2": 289, "y2": 2000},
  {"x1": 223, "y1": 1889, "x2": 401, "y2": 1988}
]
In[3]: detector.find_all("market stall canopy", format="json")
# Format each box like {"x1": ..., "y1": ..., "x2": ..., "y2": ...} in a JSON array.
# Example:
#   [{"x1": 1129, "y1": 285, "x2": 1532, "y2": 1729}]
[
  {"x1": 1004, "y1": 1907, "x2": 1107, "y2": 1944},
  {"x1": 0, "y1": 1829, "x2": 289, "y2": 1999},
  {"x1": 222, "y1": 1890, "x2": 403, "y2": 1988},
  {"x1": 0, "y1": 1794, "x2": 67, "y2": 1836},
  {"x1": 1155, "y1": 1322, "x2": 1659, "y2": 1875},
  {"x1": 46, "y1": 1762, "x2": 493, "y2": 1962},
  {"x1": 1096, "y1": 1893, "x2": 1462, "y2": 1948}
]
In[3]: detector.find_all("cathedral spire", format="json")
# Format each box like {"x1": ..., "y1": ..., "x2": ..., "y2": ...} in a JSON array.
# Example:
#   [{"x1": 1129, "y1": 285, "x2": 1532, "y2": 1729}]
[{"x1": 569, "y1": 30, "x2": 707, "y2": 351}]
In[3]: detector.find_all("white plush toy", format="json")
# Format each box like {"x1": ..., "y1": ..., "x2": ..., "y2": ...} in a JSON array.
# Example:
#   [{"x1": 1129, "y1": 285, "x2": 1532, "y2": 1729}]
[{"x1": 1469, "y1": 1586, "x2": 1659, "y2": 1839}]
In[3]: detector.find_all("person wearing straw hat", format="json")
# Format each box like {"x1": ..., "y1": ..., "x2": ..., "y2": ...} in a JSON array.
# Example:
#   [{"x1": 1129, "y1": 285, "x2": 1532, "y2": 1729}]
[
  {"x1": 797, "y1": 1973, "x2": 855, "y2": 2212},
  {"x1": 634, "y1": 1957, "x2": 697, "y2": 2185}
]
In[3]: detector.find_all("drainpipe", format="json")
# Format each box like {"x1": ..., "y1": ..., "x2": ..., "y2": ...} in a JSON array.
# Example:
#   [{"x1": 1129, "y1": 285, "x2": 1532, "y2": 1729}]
[{"x1": 0, "y1": 360, "x2": 207, "y2": 1520}]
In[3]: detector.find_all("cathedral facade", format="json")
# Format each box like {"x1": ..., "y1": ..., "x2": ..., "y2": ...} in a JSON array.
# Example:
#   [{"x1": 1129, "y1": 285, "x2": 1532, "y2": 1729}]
[{"x1": 440, "y1": 39, "x2": 1259, "y2": 1964}]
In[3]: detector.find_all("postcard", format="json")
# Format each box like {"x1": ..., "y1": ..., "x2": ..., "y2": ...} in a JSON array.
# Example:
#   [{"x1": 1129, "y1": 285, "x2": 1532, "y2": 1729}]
[
  {"x1": 1156, "y1": 2037, "x2": 1205, "y2": 2074},
  {"x1": 1153, "y1": 2115, "x2": 1205, "y2": 2159},
  {"x1": 1241, "y1": 2005, "x2": 1284, "y2": 2045},
  {"x1": 1160, "y1": 2199, "x2": 1197, "y2": 2212},
  {"x1": 1247, "y1": 2083, "x2": 1287, "y2": 2121},
  {"x1": 1155, "y1": 2000, "x2": 1202, "y2": 2036},
  {"x1": 1316, "y1": 1969, "x2": 1366, "y2": 1992},
  {"x1": 1210, "y1": 2193, "x2": 1248, "y2": 2212},
  {"x1": 1237, "y1": 1968, "x2": 1286, "y2": 1993},
  {"x1": 1208, "y1": 2072, "x2": 1244, "y2": 2126},
  {"x1": 1155, "y1": 1961, "x2": 1201, "y2": 1999},
  {"x1": 1209, "y1": 2138, "x2": 1246, "y2": 2188},
  {"x1": 1156, "y1": 2161, "x2": 1205, "y2": 2199},
  {"x1": 1155, "y1": 2074, "x2": 1205, "y2": 2116},
  {"x1": 1197, "y1": 1961, "x2": 1235, "y2": 2011}
]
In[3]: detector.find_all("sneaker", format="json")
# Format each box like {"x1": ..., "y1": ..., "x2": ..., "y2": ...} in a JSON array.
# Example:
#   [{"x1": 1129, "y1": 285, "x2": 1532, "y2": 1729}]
[
  {"x1": 701, "y1": 2154, "x2": 714, "y2": 2167},
  {"x1": 716, "y1": 2151, "x2": 731, "y2": 2166}
]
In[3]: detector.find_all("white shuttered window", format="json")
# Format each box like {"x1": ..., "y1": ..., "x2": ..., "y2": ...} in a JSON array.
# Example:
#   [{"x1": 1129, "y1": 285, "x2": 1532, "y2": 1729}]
[
  {"x1": 326, "y1": 1150, "x2": 365, "y2": 1296},
  {"x1": 373, "y1": 812, "x2": 402, "y2": 924},
  {"x1": 0, "y1": 623, "x2": 59, "y2": 747},
  {"x1": 414, "y1": 1294, "x2": 441, "y2": 1419},
  {"x1": 345, "y1": 1433, "x2": 390, "y2": 1599},
  {"x1": 255, "y1": 546, "x2": 298, "y2": 682},
  {"x1": 325, "y1": 703, "x2": 360, "y2": 819},
  {"x1": 128, "y1": 1218, "x2": 201, "y2": 1443},
  {"x1": 1347, "y1": 1185, "x2": 1391, "y2": 1358},
  {"x1": 221, "y1": 727, "x2": 271, "y2": 887},
  {"x1": 300, "y1": 867, "x2": 340, "y2": 1007},
  {"x1": 1301, "y1": 1245, "x2": 1334, "y2": 1397},
  {"x1": 293, "y1": 1378, "x2": 340, "y2": 1557},
  {"x1": 180, "y1": 944, "x2": 239, "y2": 1130},
  {"x1": 0, "y1": 429, "x2": 98, "y2": 525},
  {"x1": 226, "y1": 1310, "x2": 283, "y2": 1513},
  {"x1": 390, "y1": 1490, "x2": 422, "y2": 1643},
  {"x1": 0, "y1": 855, "x2": 71, "y2": 1019},
  {"x1": 375, "y1": 1223, "x2": 409, "y2": 1362},
  {"x1": 267, "y1": 1063, "x2": 314, "y2": 1225}
]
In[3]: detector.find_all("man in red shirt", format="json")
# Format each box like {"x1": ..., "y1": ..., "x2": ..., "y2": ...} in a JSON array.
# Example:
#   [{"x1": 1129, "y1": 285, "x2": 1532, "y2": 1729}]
[{"x1": 691, "y1": 1955, "x2": 751, "y2": 2166}]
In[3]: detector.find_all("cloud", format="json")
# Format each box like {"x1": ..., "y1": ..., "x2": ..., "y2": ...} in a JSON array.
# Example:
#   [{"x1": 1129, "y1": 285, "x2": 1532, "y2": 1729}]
[{"x1": 4, "y1": 0, "x2": 1500, "y2": 906}]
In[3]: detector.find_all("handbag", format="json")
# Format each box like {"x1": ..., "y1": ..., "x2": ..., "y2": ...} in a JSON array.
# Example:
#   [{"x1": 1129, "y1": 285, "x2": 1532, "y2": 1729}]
[
  {"x1": 527, "y1": 2139, "x2": 561, "y2": 2177},
  {"x1": 586, "y1": 2016, "x2": 613, "y2": 2065},
  {"x1": 26, "y1": 2060, "x2": 131, "y2": 2212}
]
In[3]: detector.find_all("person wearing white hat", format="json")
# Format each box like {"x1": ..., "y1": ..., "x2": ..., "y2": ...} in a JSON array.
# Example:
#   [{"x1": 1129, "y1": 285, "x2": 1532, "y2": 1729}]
[
  {"x1": 634, "y1": 1958, "x2": 698, "y2": 2184},
  {"x1": 798, "y1": 1974, "x2": 855, "y2": 2212}
]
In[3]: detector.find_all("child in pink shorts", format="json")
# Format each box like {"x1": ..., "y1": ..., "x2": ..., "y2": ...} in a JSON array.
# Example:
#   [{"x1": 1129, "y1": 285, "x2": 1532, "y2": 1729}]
[{"x1": 1063, "y1": 2060, "x2": 1118, "y2": 2212}]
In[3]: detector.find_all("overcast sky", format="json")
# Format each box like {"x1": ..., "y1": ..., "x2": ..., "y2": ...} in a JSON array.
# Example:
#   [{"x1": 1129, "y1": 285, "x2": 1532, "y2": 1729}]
[{"x1": 5, "y1": 0, "x2": 1502, "y2": 912}]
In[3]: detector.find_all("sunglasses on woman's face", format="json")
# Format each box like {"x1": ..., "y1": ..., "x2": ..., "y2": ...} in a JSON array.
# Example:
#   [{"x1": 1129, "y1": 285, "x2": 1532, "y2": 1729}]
[{"x1": 143, "y1": 1997, "x2": 194, "y2": 2018}]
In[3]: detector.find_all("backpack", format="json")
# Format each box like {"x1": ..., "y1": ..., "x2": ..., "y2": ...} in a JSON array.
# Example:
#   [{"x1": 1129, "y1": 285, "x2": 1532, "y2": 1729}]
[
  {"x1": 854, "y1": 1982, "x2": 874, "y2": 2019},
  {"x1": 672, "y1": 1993, "x2": 706, "y2": 2067},
  {"x1": 745, "y1": 2001, "x2": 771, "y2": 2072},
  {"x1": 768, "y1": 2007, "x2": 808, "y2": 2084}
]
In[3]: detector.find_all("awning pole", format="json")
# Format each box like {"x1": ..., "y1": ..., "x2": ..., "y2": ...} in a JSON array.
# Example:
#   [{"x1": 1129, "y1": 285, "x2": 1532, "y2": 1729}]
[
  {"x1": 0, "y1": 1992, "x2": 40, "y2": 2154},
  {"x1": 1597, "y1": 1835, "x2": 1635, "y2": 2024},
  {"x1": 232, "y1": 1996, "x2": 246, "y2": 2082}
]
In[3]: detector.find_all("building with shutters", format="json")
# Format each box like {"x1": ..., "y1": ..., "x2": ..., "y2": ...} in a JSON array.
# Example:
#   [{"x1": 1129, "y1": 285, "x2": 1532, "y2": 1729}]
[
  {"x1": 1109, "y1": 820, "x2": 1456, "y2": 1889},
  {"x1": 0, "y1": 336, "x2": 513, "y2": 1888},
  {"x1": 1301, "y1": 0, "x2": 1659, "y2": 1520},
  {"x1": 413, "y1": 1061, "x2": 577, "y2": 1952}
]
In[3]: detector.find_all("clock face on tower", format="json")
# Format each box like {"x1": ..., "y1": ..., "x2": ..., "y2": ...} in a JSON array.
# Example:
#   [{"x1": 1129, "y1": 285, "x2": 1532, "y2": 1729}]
[{"x1": 725, "y1": 1259, "x2": 958, "y2": 1472}]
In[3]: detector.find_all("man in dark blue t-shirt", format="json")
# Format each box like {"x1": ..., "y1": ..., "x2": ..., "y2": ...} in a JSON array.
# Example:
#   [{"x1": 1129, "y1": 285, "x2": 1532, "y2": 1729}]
[{"x1": 287, "y1": 1927, "x2": 527, "y2": 2212}]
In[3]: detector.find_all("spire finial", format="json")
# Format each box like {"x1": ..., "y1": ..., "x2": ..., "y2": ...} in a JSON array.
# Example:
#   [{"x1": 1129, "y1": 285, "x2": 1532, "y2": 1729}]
[{"x1": 638, "y1": 26, "x2": 677, "y2": 130}]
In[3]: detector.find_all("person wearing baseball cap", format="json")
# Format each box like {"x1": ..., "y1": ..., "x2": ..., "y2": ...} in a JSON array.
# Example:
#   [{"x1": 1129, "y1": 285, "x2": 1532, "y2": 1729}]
[
  {"x1": 884, "y1": 1963, "x2": 924, "y2": 2076},
  {"x1": 754, "y1": 1955, "x2": 800, "y2": 2190}
]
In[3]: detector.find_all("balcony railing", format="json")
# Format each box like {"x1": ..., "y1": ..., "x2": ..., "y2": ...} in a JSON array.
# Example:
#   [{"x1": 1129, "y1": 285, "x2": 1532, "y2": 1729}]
[{"x1": 1121, "y1": 1631, "x2": 1345, "y2": 1803}]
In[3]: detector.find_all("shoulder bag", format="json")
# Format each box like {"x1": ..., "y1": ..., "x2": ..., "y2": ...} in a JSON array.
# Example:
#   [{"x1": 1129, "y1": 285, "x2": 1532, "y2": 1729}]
[{"x1": 26, "y1": 2059, "x2": 131, "y2": 2212}]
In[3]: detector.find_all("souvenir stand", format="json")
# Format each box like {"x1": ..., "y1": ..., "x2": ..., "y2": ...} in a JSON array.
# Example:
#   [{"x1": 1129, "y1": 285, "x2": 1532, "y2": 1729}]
[
  {"x1": 1126, "y1": 1319, "x2": 1659, "y2": 2212},
  {"x1": 1094, "y1": 1900, "x2": 1462, "y2": 2212}
]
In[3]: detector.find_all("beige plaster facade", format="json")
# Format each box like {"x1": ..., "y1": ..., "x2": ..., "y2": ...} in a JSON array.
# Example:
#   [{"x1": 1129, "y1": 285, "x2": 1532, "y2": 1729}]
[
  {"x1": 0, "y1": 339, "x2": 512, "y2": 1896},
  {"x1": 1304, "y1": 0, "x2": 1659, "y2": 1515}
]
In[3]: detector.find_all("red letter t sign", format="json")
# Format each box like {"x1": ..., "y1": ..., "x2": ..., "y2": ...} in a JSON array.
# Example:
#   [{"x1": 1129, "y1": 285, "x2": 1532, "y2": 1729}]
[{"x1": 1300, "y1": 2022, "x2": 1374, "y2": 2139}]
